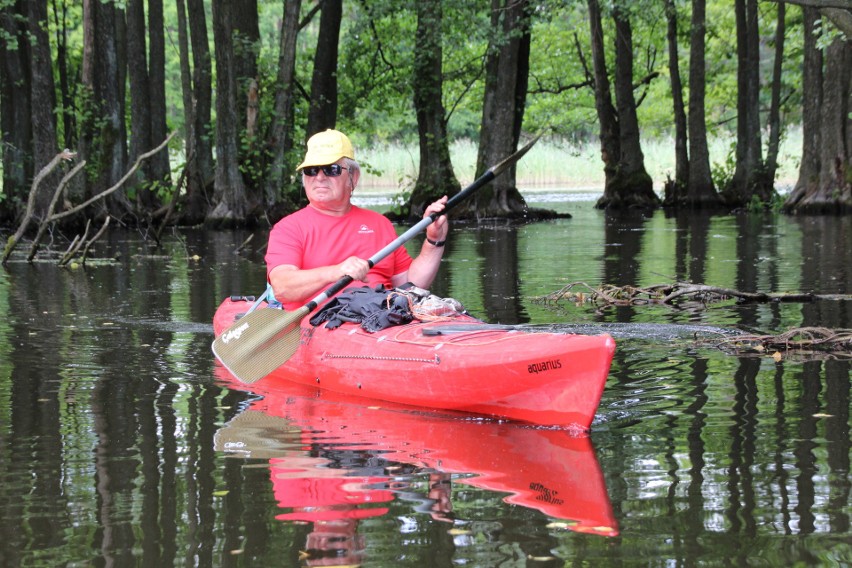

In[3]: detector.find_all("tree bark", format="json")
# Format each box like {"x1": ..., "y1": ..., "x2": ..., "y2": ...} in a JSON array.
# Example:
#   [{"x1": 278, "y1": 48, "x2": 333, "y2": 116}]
[
  {"x1": 209, "y1": 0, "x2": 250, "y2": 224},
  {"x1": 686, "y1": 0, "x2": 719, "y2": 206},
  {"x1": 263, "y1": 0, "x2": 302, "y2": 210},
  {"x1": 408, "y1": 0, "x2": 460, "y2": 220},
  {"x1": 306, "y1": 0, "x2": 342, "y2": 137},
  {"x1": 663, "y1": 0, "x2": 689, "y2": 205}
]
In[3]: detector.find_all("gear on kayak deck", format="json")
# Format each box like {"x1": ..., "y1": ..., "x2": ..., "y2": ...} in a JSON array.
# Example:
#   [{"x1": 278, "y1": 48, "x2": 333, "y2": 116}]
[{"x1": 309, "y1": 284, "x2": 466, "y2": 333}]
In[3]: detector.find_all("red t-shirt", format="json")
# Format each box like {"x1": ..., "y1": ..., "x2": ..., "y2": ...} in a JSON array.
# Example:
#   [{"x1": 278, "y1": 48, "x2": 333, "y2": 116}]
[{"x1": 265, "y1": 205, "x2": 413, "y2": 310}]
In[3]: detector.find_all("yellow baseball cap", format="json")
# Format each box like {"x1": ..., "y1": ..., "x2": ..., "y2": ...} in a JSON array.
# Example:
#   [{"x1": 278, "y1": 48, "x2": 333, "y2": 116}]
[{"x1": 296, "y1": 129, "x2": 355, "y2": 170}]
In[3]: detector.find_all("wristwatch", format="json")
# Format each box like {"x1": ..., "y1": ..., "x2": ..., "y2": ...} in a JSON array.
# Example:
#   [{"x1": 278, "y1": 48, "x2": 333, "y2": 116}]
[{"x1": 426, "y1": 237, "x2": 446, "y2": 247}]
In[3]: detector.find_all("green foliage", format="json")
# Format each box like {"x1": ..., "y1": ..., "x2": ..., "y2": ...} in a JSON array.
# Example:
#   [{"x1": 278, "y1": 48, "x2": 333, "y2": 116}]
[
  {"x1": 710, "y1": 140, "x2": 737, "y2": 191},
  {"x1": 7, "y1": 0, "x2": 810, "y2": 210}
]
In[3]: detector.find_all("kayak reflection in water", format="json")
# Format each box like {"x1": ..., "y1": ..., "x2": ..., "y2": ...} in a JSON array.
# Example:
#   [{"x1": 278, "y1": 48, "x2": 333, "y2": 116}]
[{"x1": 213, "y1": 377, "x2": 620, "y2": 552}]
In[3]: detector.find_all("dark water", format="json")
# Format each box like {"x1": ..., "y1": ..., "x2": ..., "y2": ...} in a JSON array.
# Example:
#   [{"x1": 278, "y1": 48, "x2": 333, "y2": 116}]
[{"x1": 0, "y1": 197, "x2": 850, "y2": 566}]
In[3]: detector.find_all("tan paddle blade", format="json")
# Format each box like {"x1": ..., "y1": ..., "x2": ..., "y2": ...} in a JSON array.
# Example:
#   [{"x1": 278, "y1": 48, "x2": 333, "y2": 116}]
[{"x1": 212, "y1": 306, "x2": 309, "y2": 383}]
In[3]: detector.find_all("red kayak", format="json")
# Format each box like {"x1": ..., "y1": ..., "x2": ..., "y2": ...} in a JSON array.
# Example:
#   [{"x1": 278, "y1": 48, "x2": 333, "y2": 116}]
[
  {"x1": 213, "y1": 296, "x2": 615, "y2": 430},
  {"x1": 214, "y1": 375, "x2": 619, "y2": 536}
]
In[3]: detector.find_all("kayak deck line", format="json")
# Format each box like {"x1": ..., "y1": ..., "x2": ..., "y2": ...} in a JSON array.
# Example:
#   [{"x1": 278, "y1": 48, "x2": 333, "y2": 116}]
[{"x1": 321, "y1": 351, "x2": 441, "y2": 365}]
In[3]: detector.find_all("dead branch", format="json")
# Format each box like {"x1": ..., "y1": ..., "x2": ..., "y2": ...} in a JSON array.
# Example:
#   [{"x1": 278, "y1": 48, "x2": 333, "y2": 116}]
[
  {"x1": 532, "y1": 282, "x2": 851, "y2": 307},
  {"x1": 27, "y1": 160, "x2": 87, "y2": 262},
  {"x1": 80, "y1": 216, "x2": 111, "y2": 266},
  {"x1": 3, "y1": 149, "x2": 77, "y2": 264},
  {"x1": 712, "y1": 327, "x2": 852, "y2": 360},
  {"x1": 47, "y1": 131, "x2": 176, "y2": 224},
  {"x1": 59, "y1": 228, "x2": 86, "y2": 266}
]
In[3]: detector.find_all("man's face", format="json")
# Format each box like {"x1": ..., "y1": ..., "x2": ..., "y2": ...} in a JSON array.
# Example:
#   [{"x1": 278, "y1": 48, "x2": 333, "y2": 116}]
[{"x1": 302, "y1": 161, "x2": 359, "y2": 215}]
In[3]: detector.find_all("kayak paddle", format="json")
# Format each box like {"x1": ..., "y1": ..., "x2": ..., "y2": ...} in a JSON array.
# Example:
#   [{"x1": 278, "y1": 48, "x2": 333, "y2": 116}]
[{"x1": 212, "y1": 135, "x2": 541, "y2": 384}]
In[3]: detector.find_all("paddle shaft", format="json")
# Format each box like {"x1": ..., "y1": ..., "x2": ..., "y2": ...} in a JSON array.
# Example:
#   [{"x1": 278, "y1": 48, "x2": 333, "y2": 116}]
[{"x1": 301, "y1": 136, "x2": 538, "y2": 313}]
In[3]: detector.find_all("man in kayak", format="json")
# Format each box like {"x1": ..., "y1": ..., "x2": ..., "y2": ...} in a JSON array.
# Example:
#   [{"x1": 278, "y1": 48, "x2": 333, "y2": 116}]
[{"x1": 266, "y1": 129, "x2": 450, "y2": 311}]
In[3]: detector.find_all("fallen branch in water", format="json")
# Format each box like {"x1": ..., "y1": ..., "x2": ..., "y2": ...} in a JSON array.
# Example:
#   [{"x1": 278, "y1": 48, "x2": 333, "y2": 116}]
[
  {"x1": 531, "y1": 282, "x2": 851, "y2": 307},
  {"x1": 711, "y1": 327, "x2": 852, "y2": 360}
]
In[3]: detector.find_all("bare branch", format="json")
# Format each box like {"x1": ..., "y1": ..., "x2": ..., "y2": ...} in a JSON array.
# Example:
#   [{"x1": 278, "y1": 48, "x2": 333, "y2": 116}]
[{"x1": 48, "y1": 132, "x2": 176, "y2": 223}]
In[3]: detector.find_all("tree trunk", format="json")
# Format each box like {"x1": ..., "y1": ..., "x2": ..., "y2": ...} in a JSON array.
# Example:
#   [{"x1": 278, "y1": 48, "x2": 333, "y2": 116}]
[
  {"x1": 764, "y1": 3, "x2": 786, "y2": 181},
  {"x1": 469, "y1": 0, "x2": 530, "y2": 219},
  {"x1": 147, "y1": 0, "x2": 170, "y2": 192},
  {"x1": 784, "y1": 6, "x2": 823, "y2": 212},
  {"x1": 187, "y1": 0, "x2": 214, "y2": 194},
  {"x1": 587, "y1": 0, "x2": 621, "y2": 198},
  {"x1": 663, "y1": 0, "x2": 689, "y2": 205},
  {"x1": 79, "y1": 0, "x2": 129, "y2": 213},
  {"x1": 814, "y1": 37, "x2": 851, "y2": 211},
  {"x1": 175, "y1": 0, "x2": 207, "y2": 224},
  {"x1": 0, "y1": 0, "x2": 33, "y2": 223},
  {"x1": 209, "y1": 0, "x2": 250, "y2": 225},
  {"x1": 230, "y1": 0, "x2": 260, "y2": 198},
  {"x1": 408, "y1": 0, "x2": 460, "y2": 220},
  {"x1": 263, "y1": 0, "x2": 302, "y2": 210},
  {"x1": 783, "y1": 4, "x2": 851, "y2": 214},
  {"x1": 686, "y1": 0, "x2": 719, "y2": 206},
  {"x1": 27, "y1": 0, "x2": 61, "y2": 219},
  {"x1": 724, "y1": 0, "x2": 775, "y2": 206},
  {"x1": 596, "y1": 5, "x2": 659, "y2": 209},
  {"x1": 126, "y1": 0, "x2": 154, "y2": 200},
  {"x1": 51, "y1": 0, "x2": 75, "y2": 150},
  {"x1": 306, "y1": 0, "x2": 342, "y2": 137}
]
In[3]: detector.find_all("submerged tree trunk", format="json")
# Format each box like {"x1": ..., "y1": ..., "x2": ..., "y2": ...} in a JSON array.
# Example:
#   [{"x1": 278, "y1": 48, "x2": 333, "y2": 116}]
[
  {"x1": 306, "y1": 0, "x2": 342, "y2": 137},
  {"x1": 408, "y1": 0, "x2": 460, "y2": 220},
  {"x1": 595, "y1": 4, "x2": 659, "y2": 209}
]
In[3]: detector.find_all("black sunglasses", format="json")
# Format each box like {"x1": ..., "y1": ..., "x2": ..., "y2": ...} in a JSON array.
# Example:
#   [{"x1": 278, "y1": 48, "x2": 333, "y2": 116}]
[{"x1": 302, "y1": 164, "x2": 350, "y2": 177}]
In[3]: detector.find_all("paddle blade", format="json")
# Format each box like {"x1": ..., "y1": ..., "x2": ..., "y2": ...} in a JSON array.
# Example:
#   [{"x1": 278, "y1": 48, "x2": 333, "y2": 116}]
[{"x1": 212, "y1": 306, "x2": 309, "y2": 384}]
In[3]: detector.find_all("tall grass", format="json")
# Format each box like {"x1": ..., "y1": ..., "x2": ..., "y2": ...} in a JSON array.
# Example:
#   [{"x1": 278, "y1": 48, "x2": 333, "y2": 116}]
[{"x1": 356, "y1": 128, "x2": 803, "y2": 194}]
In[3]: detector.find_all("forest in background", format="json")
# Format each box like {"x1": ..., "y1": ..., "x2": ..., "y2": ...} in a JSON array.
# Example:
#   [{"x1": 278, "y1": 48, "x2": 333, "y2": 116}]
[{"x1": 1, "y1": 0, "x2": 850, "y2": 238}]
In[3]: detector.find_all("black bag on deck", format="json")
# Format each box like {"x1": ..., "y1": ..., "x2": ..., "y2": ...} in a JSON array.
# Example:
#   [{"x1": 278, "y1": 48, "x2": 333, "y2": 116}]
[{"x1": 309, "y1": 285, "x2": 413, "y2": 332}]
